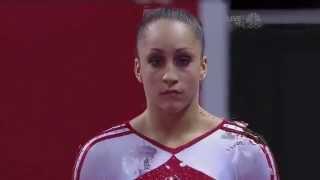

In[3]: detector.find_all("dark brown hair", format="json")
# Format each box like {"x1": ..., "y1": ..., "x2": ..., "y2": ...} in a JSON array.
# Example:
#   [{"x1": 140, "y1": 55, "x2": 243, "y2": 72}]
[{"x1": 136, "y1": 7, "x2": 205, "y2": 56}]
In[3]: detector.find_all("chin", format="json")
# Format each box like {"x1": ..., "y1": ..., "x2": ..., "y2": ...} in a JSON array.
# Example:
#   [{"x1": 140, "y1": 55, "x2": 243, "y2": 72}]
[{"x1": 159, "y1": 102, "x2": 188, "y2": 114}]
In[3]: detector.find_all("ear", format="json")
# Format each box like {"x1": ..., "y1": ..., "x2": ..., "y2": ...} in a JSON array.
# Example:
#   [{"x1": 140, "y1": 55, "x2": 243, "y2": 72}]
[
  {"x1": 200, "y1": 56, "x2": 208, "y2": 80},
  {"x1": 134, "y1": 57, "x2": 142, "y2": 83}
]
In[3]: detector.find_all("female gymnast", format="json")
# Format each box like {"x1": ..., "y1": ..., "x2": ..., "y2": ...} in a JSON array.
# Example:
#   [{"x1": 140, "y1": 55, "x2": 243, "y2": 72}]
[{"x1": 73, "y1": 7, "x2": 279, "y2": 180}]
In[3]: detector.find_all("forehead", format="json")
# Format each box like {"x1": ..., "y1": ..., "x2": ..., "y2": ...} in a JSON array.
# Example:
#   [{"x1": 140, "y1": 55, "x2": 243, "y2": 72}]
[{"x1": 138, "y1": 19, "x2": 201, "y2": 54}]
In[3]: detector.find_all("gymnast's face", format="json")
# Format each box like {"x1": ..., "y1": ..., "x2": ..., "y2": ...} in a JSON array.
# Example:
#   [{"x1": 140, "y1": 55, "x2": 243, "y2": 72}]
[{"x1": 135, "y1": 19, "x2": 207, "y2": 113}]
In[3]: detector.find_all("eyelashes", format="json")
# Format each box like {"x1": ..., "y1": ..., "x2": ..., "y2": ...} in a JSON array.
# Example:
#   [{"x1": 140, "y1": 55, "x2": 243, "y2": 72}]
[
  {"x1": 175, "y1": 55, "x2": 192, "y2": 67},
  {"x1": 148, "y1": 56, "x2": 163, "y2": 67},
  {"x1": 147, "y1": 54, "x2": 192, "y2": 68}
]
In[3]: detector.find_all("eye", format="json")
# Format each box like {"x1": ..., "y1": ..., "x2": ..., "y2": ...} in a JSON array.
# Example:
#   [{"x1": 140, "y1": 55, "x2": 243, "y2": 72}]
[
  {"x1": 175, "y1": 55, "x2": 191, "y2": 67},
  {"x1": 148, "y1": 55, "x2": 164, "y2": 67}
]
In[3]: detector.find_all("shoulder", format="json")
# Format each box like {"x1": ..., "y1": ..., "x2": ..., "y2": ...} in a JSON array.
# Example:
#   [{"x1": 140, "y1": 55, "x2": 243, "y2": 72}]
[
  {"x1": 73, "y1": 123, "x2": 131, "y2": 180},
  {"x1": 220, "y1": 120, "x2": 267, "y2": 145},
  {"x1": 77, "y1": 123, "x2": 131, "y2": 157},
  {"x1": 82, "y1": 123, "x2": 131, "y2": 152},
  {"x1": 220, "y1": 120, "x2": 279, "y2": 180}
]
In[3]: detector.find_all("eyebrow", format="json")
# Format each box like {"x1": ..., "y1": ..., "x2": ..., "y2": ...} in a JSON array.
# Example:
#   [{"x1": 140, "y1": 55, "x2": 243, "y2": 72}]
[
  {"x1": 175, "y1": 48, "x2": 192, "y2": 53},
  {"x1": 150, "y1": 48, "x2": 163, "y2": 53},
  {"x1": 149, "y1": 47, "x2": 192, "y2": 53}
]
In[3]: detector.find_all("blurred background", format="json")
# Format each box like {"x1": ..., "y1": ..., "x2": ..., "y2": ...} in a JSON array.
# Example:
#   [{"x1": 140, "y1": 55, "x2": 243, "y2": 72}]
[{"x1": 1, "y1": 0, "x2": 319, "y2": 179}]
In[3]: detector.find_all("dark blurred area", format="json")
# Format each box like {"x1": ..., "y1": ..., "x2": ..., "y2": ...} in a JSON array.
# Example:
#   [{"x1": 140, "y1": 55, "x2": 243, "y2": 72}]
[
  {"x1": 229, "y1": 24, "x2": 320, "y2": 180},
  {"x1": 230, "y1": 2, "x2": 320, "y2": 180},
  {"x1": 231, "y1": 0, "x2": 320, "y2": 9}
]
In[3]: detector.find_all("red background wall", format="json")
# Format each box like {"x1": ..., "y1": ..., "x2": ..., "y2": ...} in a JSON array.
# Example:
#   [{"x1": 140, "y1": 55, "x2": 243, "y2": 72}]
[{"x1": 0, "y1": 1, "x2": 198, "y2": 180}]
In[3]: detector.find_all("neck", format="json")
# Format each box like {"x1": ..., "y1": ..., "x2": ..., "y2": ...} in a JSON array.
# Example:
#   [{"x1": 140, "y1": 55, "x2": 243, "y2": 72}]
[{"x1": 143, "y1": 100, "x2": 201, "y2": 139}]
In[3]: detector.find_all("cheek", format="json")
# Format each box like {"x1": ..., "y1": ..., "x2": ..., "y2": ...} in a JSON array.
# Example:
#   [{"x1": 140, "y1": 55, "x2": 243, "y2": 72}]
[
  {"x1": 141, "y1": 68, "x2": 157, "y2": 83},
  {"x1": 181, "y1": 71, "x2": 201, "y2": 96},
  {"x1": 141, "y1": 69, "x2": 160, "y2": 93},
  {"x1": 185, "y1": 76, "x2": 200, "y2": 91},
  {"x1": 182, "y1": 67, "x2": 201, "y2": 85}
]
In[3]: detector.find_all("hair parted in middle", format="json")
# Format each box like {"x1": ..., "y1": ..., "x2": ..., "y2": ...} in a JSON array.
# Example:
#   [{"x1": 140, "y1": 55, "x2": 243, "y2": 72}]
[{"x1": 136, "y1": 7, "x2": 205, "y2": 56}]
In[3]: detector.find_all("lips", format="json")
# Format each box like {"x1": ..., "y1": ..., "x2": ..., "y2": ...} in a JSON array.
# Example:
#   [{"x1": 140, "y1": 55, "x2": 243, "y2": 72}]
[{"x1": 160, "y1": 89, "x2": 182, "y2": 95}]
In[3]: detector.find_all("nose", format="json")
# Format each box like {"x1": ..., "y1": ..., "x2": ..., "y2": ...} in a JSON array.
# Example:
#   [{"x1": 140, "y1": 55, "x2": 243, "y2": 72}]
[{"x1": 162, "y1": 63, "x2": 178, "y2": 87}]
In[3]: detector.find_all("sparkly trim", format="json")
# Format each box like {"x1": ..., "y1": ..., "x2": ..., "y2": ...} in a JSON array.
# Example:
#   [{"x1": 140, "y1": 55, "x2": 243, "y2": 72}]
[
  {"x1": 73, "y1": 129, "x2": 131, "y2": 180},
  {"x1": 126, "y1": 120, "x2": 226, "y2": 154}
]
